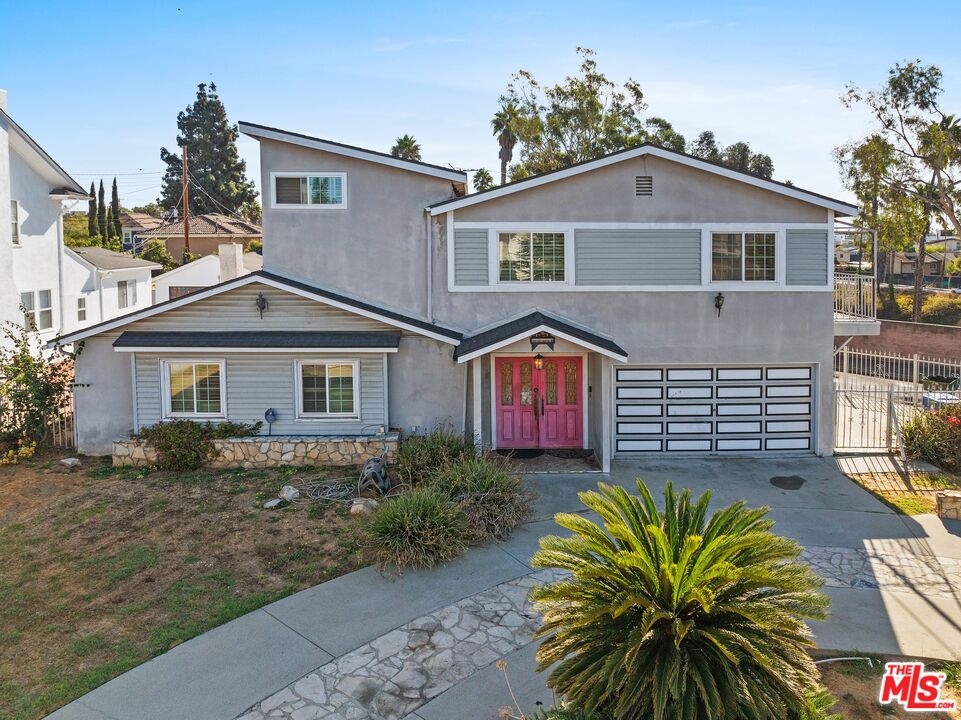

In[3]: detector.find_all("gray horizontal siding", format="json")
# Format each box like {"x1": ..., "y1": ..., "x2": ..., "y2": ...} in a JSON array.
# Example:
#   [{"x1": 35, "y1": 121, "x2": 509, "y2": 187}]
[
  {"x1": 134, "y1": 352, "x2": 387, "y2": 436},
  {"x1": 453, "y1": 229, "x2": 489, "y2": 285},
  {"x1": 574, "y1": 229, "x2": 701, "y2": 285},
  {"x1": 129, "y1": 285, "x2": 394, "y2": 332},
  {"x1": 785, "y1": 230, "x2": 829, "y2": 285}
]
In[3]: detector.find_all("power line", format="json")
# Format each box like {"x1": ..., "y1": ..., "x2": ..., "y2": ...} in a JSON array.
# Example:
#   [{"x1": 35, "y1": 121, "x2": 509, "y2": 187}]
[{"x1": 72, "y1": 170, "x2": 164, "y2": 176}]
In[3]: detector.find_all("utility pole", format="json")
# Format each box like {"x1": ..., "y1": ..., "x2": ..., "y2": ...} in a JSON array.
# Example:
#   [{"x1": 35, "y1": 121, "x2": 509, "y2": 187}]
[{"x1": 182, "y1": 145, "x2": 190, "y2": 254}]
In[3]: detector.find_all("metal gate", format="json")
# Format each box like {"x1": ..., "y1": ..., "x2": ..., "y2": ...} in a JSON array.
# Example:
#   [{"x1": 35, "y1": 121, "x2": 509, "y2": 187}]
[{"x1": 834, "y1": 383, "x2": 960, "y2": 452}]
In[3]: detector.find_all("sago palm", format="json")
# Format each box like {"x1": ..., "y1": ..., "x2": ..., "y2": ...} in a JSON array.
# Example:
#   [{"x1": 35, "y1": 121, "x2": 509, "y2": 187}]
[
  {"x1": 390, "y1": 134, "x2": 421, "y2": 161},
  {"x1": 531, "y1": 481, "x2": 830, "y2": 720}
]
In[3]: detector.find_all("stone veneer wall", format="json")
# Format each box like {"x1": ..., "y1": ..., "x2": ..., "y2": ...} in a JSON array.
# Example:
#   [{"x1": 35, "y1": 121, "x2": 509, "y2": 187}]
[{"x1": 113, "y1": 434, "x2": 399, "y2": 468}]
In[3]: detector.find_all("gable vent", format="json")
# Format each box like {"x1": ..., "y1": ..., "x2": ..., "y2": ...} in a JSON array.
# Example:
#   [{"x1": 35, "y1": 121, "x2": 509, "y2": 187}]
[{"x1": 635, "y1": 175, "x2": 653, "y2": 196}]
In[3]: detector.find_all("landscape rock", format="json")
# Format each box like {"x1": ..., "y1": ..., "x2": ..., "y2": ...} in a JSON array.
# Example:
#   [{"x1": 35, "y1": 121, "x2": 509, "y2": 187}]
[
  {"x1": 59, "y1": 457, "x2": 80, "y2": 468},
  {"x1": 263, "y1": 498, "x2": 284, "y2": 509},
  {"x1": 349, "y1": 498, "x2": 380, "y2": 516},
  {"x1": 279, "y1": 485, "x2": 301, "y2": 501}
]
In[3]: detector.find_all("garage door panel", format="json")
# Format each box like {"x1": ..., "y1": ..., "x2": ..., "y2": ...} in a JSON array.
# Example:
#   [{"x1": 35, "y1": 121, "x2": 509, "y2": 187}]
[{"x1": 614, "y1": 365, "x2": 814, "y2": 455}]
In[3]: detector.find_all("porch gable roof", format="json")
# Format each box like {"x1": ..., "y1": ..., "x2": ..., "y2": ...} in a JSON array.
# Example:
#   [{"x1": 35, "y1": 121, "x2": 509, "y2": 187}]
[{"x1": 453, "y1": 310, "x2": 628, "y2": 363}]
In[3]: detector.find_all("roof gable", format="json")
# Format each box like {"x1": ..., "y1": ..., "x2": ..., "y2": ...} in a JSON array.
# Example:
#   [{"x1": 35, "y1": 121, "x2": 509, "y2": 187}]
[
  {"x1": 52, "y1": 272, "x2": 462, "y2": 346},
  {"x1": 1, "y1": 108, "x2": 86, "y2": 196},
  {"x1": 429, "y1": 143, "x2": 857, "y2": 217},
  {"x1": 239, "y1": 122, "x2": 468, "y2": 184}
]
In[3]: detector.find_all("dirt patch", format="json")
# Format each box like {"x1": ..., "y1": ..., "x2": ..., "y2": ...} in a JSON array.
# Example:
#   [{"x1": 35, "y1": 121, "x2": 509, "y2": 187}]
[
  {"x1": 0, "y1": 452, "x2": 372, "y2": 720},
  {"x1": 817, "y1": 653, "x2": 960, "y2": 719},
  {"x1": 846, "y1": 471, "x2": 961, "y2": 514}
]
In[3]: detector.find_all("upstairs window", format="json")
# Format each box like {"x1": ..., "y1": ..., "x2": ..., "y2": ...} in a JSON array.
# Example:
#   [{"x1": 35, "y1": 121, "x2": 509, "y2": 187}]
[
  {"x1": 21, "y1": 289, "x2": 52, "y2": 330},
  {"x1": 77, "y1": 297, "x2": 86, "y2": 322},
  {"x1": 711, "y1": 232, "x2": 776, "y2": 282},
  {"x1": 11, "y1": 201, "x2": 19, "y2": 245},
  {"x1": 498, "y1": 232, "x2": 566, "y2": 283},
  {"x1": 273, "y1": 173, "x2": 346, "y2": 209},
  {"x1": 117, "y1": 280, "x2": 136, "y2": 309}
]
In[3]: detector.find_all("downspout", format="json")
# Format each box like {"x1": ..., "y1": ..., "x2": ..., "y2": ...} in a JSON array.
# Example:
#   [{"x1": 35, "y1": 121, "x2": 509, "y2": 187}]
[
  {"x1": 424, "y1": 210, "x2": 433, "y2": 322},
  {"x1": 56, "y1": 212, "x2": 65, "y2": 335}
]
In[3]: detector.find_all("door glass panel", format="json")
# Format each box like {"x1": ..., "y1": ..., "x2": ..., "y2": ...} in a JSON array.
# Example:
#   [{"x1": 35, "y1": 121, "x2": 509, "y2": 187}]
[
  {"x1": 500, "y1": 363, "x2": 513, "y2": 405},
  {"x1": 520, "y1": 362, "x2": 533, "y2": 406},
  {"x1": 545, "y1": 362, "x2": 558, "y2": 404},
  {"x1": 565, "y1": 362, "x2": 578, "y2": 404}
]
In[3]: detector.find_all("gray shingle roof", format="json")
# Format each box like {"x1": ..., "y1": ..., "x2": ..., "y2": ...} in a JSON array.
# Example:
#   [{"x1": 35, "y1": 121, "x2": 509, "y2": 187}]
[{"x1": 70, "y1": 246, "x2": 161, "y2": 270}]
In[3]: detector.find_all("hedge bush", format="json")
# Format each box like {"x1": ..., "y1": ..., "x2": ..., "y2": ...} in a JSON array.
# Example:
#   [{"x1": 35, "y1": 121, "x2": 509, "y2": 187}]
[
  {"x1": 394, "y1": 426, "x2": 476, "y2": 485},
  {"x1": 365, "y1": 488, "x2": 467, "y2": 570},
  {"x1": 138, "y1": 419, "x2": 262, "y2": 471},
  {"x1": 429, "y1": 457, "x2": 533, "y2": 542},
  {"x1": 902, "y1": 404, "x2": 961, "y2": 470}
]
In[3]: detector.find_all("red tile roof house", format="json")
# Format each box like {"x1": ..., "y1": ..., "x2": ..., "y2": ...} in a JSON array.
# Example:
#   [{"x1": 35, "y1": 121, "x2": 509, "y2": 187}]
[
  {"x1": 56, "y1": 121, "x2": 878, "y2": 470},
  {"x1": 119, "y1": 212, "x2": 164, "y2": 253},
  {"x1": 139, "y1": 213, "x2": 262, "y2": 259}
]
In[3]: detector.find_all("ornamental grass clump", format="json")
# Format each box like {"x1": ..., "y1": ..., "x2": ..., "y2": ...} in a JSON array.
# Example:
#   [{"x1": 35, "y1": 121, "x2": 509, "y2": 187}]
[
  {"x1": 365, "y1": 488, "x2": 467, "y2": 570},
  {"x1": 429, "y1": 456, "x2": 533, "y2": 542},
  {"x1": 394, "y1": 426, "x2": 477, "y2": 486},
  {"x1": 531, "y1": 480, "x2": 830, "y2": 720}
]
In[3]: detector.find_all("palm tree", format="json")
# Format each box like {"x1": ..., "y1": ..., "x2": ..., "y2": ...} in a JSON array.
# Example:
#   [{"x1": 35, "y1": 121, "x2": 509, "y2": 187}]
[
  {"x1": 390, "y1": 134, "x2": 421, "y2": 161},
  {"x1": 472, "y1": 168, "x2": 494, "y2": 192},
  {"x1": 491, "y1": 102, "x2": 520, "y2": 185},
  {"x1": 531, "y1": 481, "x2": 830, "y2": 720}
]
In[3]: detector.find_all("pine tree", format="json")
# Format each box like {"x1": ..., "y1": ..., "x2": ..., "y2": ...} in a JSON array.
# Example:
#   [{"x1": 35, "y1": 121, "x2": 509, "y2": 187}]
[
  {"x1": 87, "y1": 182, "x2": 97, "y2": 238},
  {"x1": 96, "y1": 180, "x2": 107, "y2": 242},
  {"x1": 159, "y1": 82, "x2": 258, "y2": 214},
  {"x1": 110, "y1": 178, "x2": 122, "y2": 238}
]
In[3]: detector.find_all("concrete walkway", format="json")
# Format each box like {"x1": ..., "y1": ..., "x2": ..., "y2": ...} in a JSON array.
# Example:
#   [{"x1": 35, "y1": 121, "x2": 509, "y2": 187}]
[{"x1": 47, "y1": 456, "x2": 961, "y2": 720}]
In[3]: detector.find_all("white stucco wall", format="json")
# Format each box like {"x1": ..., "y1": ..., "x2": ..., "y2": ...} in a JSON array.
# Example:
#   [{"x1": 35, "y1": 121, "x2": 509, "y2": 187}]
[{"x1": 152, "y1": 255, "x2": 219, "y2": 303}]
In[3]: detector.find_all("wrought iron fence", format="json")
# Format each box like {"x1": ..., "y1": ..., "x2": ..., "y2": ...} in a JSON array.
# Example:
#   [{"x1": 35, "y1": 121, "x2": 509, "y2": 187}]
[
  {"x1": 49, "y1": 391, "x2": 76, "y2": 449},
  {"x1": 834, "y1": 346, "x2": 961, "y2": 390}
]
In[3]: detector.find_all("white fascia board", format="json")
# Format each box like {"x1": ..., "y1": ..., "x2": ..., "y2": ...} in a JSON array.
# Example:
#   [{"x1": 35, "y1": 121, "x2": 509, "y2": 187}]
[
  {"x1": 455, "y1": 324, "x2": 628, "y2": 364},
  {"x1": 239, "y1": 123, "x2": 468, "y2": 184},
  {"x1": 52, "y1": 274, "x2": 460, "y2": 347},
  {"x1": 114, "y1": 346, "x2": 400, "y2": 354},
  {"x1": 430, "y1": 145, "x2": 858, "y2": 216}
]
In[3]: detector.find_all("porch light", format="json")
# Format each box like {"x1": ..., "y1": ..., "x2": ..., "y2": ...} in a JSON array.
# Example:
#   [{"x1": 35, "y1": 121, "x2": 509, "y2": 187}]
[
  {"x1": 714, "y1": 292, "x2": 725, "y2": 317},
  {"x1": 533, "y1": 353, "x2": 544, "y2": 370}
]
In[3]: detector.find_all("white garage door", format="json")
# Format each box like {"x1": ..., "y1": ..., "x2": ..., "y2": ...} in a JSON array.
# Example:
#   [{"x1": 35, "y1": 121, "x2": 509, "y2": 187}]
[{"x1": 614, "y1": 365, "x2": 815, "y2": 454}]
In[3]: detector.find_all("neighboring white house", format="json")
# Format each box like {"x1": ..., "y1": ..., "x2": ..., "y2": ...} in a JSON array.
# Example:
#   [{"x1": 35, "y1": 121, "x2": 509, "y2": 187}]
[
  {"x1": 62, "y1": 246, "x2": 159, "y2": 333},
  {"x1": 152, "y1": 243, "x2": 262, "y2": 302}
]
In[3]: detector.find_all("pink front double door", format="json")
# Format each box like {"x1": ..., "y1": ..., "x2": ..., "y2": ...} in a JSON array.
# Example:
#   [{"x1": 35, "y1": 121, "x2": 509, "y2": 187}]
[{"x1": 494, "y1": 356, "x2": 584, "y2": 449}]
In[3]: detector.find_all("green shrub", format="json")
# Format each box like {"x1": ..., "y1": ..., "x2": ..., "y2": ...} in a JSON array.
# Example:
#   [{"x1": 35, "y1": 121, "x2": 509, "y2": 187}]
[
  {"x1": 138, "y1": 419, "x2": 262, "y2": 471},
  {"x1": 429, "y1": 457, "x2": 533, "y2": 542},
  {"x1": 365, "y1": 488, "x2": 467, "y2": 570},
  {"x1": 394, "y1": 426, "x2": 476, "y2": 485},
  {"x1": 531, "y1": 480, "x2": 829, "y2": 720},
  {"x1": 902, "y1": 404, "x2": 961, "y2": 469},
  {"x1": 921, "y1": 293, "x2": 961, "y2": 326}
]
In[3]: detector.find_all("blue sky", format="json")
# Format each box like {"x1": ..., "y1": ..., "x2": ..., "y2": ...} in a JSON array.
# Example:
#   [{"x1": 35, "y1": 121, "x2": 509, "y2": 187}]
[{"x1": 3, "y1": 0, "x2": 961, "y2": 207}]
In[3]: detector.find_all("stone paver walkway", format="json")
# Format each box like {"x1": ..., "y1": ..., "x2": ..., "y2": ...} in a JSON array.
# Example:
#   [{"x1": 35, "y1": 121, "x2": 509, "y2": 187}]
[
  {"x1": 802, "y1": 545, "x2": 961, "y2": 597},
  {"x1": 236, "y1": 571, "x2": 562, "y2": 720}
]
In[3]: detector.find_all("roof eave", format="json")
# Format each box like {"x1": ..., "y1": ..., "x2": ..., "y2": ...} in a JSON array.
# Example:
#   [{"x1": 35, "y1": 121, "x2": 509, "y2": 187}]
[
  {"x1": 428, "y1": 144, "x2": 857, "y2": 217},
  {"x1": 1, "y1": 108, "x2": 86, "y2": 195},
  {"x1": 239, "y1": 121, "x2": 468, "y2": 184}
]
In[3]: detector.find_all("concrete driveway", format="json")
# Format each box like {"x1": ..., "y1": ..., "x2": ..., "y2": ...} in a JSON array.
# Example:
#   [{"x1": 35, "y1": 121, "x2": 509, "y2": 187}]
[{"x1": 47, "y1": 456, "x2": 961, "y2": 720}]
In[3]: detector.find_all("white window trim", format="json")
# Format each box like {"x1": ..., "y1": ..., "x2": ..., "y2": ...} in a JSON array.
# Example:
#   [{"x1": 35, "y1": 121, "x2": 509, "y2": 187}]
[
  {"x1": 449, "y1": 222, "x2": 829, "y2": 292},
  {"x1": 489, "y1": 228, "x2": 574, "y2": 287},
  {"x1": 11, "y1": 200, "x2": 21, "y2": 246},
  {"x1": 294, "y1": 358, "x2": 361, "y2": 420},
  {"x1": 160, "y1": 359, "x2": 227, "y2": 419},
  {"x1": 707, "y1": 229, "x2": 782, "y2": 286},
  {"x1": 270, "y1": 171, "x2": 348, "y2": 210},
  {"x1": 77, "y1": 296, "x2": 87, "y2": 322},
  {"x1": 21, "y1": 289, "x2": 54, "y2": 330}
]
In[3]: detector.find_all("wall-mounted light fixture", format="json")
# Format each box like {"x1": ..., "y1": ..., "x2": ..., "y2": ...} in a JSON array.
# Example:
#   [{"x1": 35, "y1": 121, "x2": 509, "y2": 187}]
[
  {"x1": 714, "y1": 292, "x2": 725, "y2": 317},
  {"x1": 533, "y1": 353, "x2": 544, "y2": 370},
  {"x1": 256, "y1": 292, "x2": 268, "y2": 319}
]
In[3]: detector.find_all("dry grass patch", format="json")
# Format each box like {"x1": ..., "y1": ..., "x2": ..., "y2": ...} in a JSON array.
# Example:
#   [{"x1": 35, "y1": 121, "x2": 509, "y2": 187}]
[
  {"x1": 846, "y1": 471, "x2": 961, "y2": 515},
  {"x1": 0, "y1": 453, "x2": 368, "y2": 720}
]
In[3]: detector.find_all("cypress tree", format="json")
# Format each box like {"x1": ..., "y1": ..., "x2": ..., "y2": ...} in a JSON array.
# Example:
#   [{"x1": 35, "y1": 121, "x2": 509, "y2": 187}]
[
  {"x1": 110, "y1": 177, "x2": 123, "y2": 238},
  {"x1": 97, "y1": 180, "x2": 107, "y2": 242},
  {"x1": 87, "y1": 182, "x2": 97, "y2": 238},
  {"x1": 106, "y1": 206, "x2": 114, "y2": 242}
]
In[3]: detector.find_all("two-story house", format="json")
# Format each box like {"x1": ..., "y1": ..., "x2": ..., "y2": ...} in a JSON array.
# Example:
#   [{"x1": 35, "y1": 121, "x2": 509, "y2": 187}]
[
  {"x1": 1, "y1": 90, "x2": 89, "y2": 345},
  {"x1": 59, "y1": 121, "x2": 877, "y2": 469}
]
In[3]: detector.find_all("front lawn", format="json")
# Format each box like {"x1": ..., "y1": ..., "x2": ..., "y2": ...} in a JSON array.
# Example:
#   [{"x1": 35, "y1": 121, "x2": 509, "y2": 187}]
[
  {"x1": 0, "y1": 454, "x2": 368, "y2": 720},
  {"x1": 846, "y1": 470, "x2": 961, "y2": 515}
]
